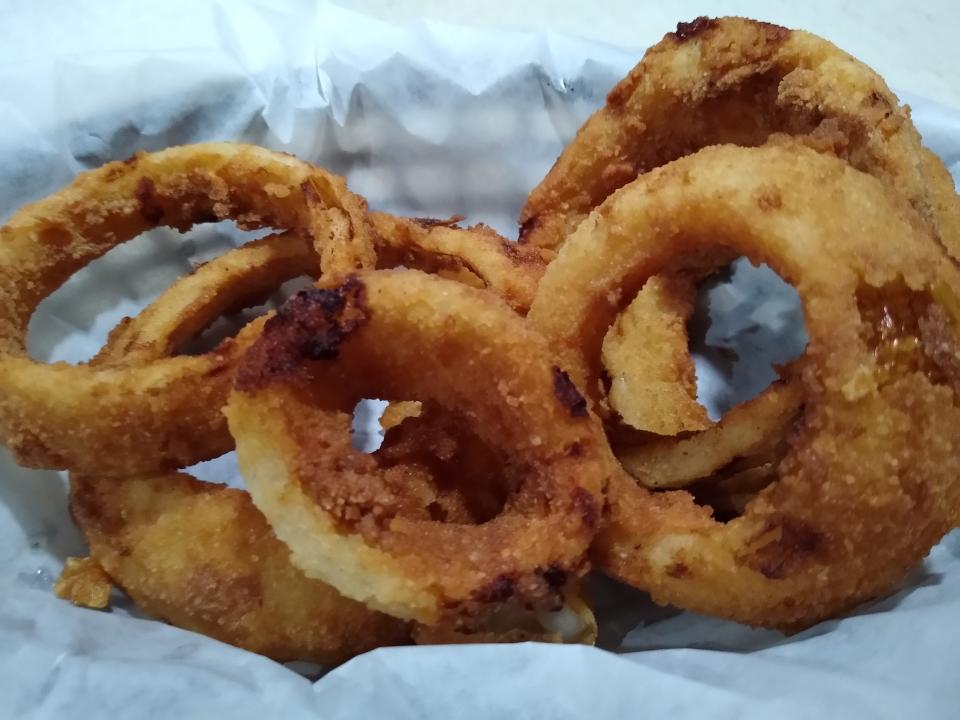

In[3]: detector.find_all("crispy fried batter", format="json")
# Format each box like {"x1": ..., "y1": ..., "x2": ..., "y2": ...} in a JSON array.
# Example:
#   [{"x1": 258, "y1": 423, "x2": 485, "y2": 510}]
[
  {"x1": 921, "y1": 148, "x2": 960, "y2": 261},
  {"x1": 379, "y1": 400, "x2": 423, "y2": 432},
  {"x1": 601, "y1": 274, "x2": 710, "y2": 434},
  {"x1": 412, "y1": 581, "x2": 597, "y2": 646},
  {"x1": 530, "y1": 144, "x2": 960, "y2": 630},
  {"x1": 0, "y1": 143, "x2": 370, "y2": 476},
  {"x1": 370, "y1": 213, "x2": 545, "y2": 313},
  {"x1": 69, "y1": 472, "x2": 409, "y2": 664},
  {"x1": 227, "y1": 271, "x2": 611, "y2": 624},
  {"x1": 616, "y1": 378, "x2": 803, "y2": 489},
  {"x1": 520, "y1": 17, "x2": 937, "y2": 252},
  {"x1": 54, "y1": 556, "x2": 112, "y2": 609},
  {"x1": 92, "y1": 232, "x2": 315, "y2": 366}
]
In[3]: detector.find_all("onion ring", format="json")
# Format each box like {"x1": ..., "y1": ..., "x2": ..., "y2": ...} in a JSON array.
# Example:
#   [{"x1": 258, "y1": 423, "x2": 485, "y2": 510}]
[
  {"x1": 530, "y1": 143, "x2": 960, "y2": 630},
  {"x1": 369, "y1": 213, "x2": 545, "y2": 313},
  {"x1": 0, "y1": 142, "x2": 374, "y2": 475},
  {"x1": 67, "y1": 471, "x2": 409, "y2": 664},
  {"x1": 520, "y1": 16, "x2": 938, "y2": 252},
  {"x1": 225, "y1": 270, "x2": 609, "y2": 624},
  {"x1": 374, "y1": 400, "x2": 599, "y2": 641},
  {"x1": 92, "y1": 231, "x2": 315, "y2": 366}
]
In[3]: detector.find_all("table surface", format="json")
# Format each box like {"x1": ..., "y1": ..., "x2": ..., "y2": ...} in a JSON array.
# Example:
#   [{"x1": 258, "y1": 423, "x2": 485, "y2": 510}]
[{"x1": 349, "y1": 0, "x2": 960, "y2": 110}]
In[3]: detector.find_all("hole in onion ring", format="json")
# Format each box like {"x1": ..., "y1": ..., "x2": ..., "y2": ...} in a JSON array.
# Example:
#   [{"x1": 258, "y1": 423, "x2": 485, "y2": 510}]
[
  {"x1": 349, "y1": 398, "x2": 390, "y2": 452},
  {"x1": 690, "y1": 258, "x2": 808, "y2": 420},
  {"x1": 373, "y1": 401, "x2": 510, "y2": 525},
  {"x1": 27, "y1": 221, "x2": 276, "y2": 364},
  {"x1": 347, "y1": 398, "x2": 511, "y2": 524},
  {"x1": 177, "y1": 274, "x2": 314, "y2": 356}
]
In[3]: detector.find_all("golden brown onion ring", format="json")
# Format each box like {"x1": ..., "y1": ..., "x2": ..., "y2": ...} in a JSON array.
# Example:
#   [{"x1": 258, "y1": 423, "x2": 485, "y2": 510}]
[
  {"x1": 371, "y1": 399, "x2": 599, "y2": 641},
  {"x1": 0, "y1": 143, "x2": 374, "y2": 475},
  {"x1": 92, "y1": 231, "x2": 315, "y2": 366},
  {"x1": 226, "y1": 270, "x2": 610, "y2": 624},
  {"x1": 530, "y1": 143, "x2": 960, "y2": 630},
  {"x1": 370, "y1": 213, "x2": 546, "y2": 314},
  {"x1": 520, "y1": 17, "x2": 938, "y2": 252},
  {"x1": 67, "y1": 471, "x2": 409, "y2": 664}
]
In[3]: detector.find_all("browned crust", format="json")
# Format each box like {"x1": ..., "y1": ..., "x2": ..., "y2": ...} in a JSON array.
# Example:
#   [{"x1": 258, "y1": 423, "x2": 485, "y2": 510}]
[{"x1": 235, "y1": 277, "x2": 370, "y2": 391}]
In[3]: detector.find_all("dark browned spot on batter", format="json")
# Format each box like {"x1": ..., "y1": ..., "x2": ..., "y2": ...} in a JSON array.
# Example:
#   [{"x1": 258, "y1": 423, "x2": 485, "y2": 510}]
[
  {"x1": 472, "y1": 574, "x2": 516, "y2": 603},
  {"x1": 123, "y1": 153, "x2": 141, "y2": 166},
  {"x1": 235, "y1": 276, "x2": 370, "y2": 389},
  {"x1": 537, "y1": 564, "x2": 568, "y2": 590},
  {"x1": 670, "y1": 16, "x2": 717, "y2": 42},
  {"x1": 571, "y1": 486, "x2": 599, "y2": 530},
  {"x1": 189, "y1": 208, "x2": 220, "y2": 226},
  {"x1": 742, "y1": 516, "x2": 822, "y2": 579},
  {"x1": 500, "y1": 238, "x2": 545, "y2": 267},
  {"x1": 499, "y1": 239, "x2": 523, "y2": 262},
  {"x1": 918, "y1": 303, "x2": 960, "y2": 392},
  {"x1": 865, "y1": 90, "x2": 892, "y2": 115},
  {"x1": 564, "y1": 441, "x2": 584, "y2": 458},
  {"x1": 665, "y1": 562, "x2": 690, "y2": 578},
  {"x1": 518, "y1": 215, "x2": 542, "y2": 244},
  {"x1": 552, "y1": 367, "x2": 588, "y2": 417},
  {"x1": 135, "y1": 177, "x2": 164, "y2": 224},
  {"x1": 37, "y1": 225, "x2": 73, "y2": 248},
  {"x1": 756, "y1": 187, "x2": 783, "y2": 211},
  {"x1": 103, "y1": 164, "x2": 129, "y2": 182},
  {"x1": 756, "y1": 20, "x2": 791, "y2": 43},
  {"x1": 412, "y1": 215, "x2": 464, "y2": 229},
  {"x1": 299, "y1": 179, "x2": 321, "y2": 206}
]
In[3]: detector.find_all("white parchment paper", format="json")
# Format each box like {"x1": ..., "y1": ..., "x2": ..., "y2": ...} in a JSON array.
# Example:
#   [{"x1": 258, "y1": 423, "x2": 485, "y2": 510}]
[{"x1": 2, "y1": 1, "x2": 959, "y2": 717}]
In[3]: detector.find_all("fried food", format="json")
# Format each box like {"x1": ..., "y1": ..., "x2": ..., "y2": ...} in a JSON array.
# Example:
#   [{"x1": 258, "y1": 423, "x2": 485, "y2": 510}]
[
  {"x1": 92, "y1": 231, "x2": 315, "y2": 366},
  {"x1": 616, "y1": 378, "x2": 803, "y2": 489},
  {"x1": 226, "y1": 271, "x2": 610, "y2": 624},
  {"x1": 600, "y1": 274, "x2": 710, "y2": 434},
  {"x1": 522, "y1": 15, "x2": 953, "y2": 498},
  {"x1": 530, "y1": 143, "x2": 960, "y2": 630},
  {"x1": 6, "y1": 15, "x2": 959, "y2": 662},
  {"x1": 921, "y1": 148, "x2": 960, "y2": 260},
  {"x1": 68, "y1": 471, "x2": 409, "y2": 664},
  {"x1": 0, "y1": 143, "x2": 373, "y2": 476},
  {"x1": 520, "y1": 16, "x2": 937, "y2": 252},
  {"x1": 370, "y1": 213, "x2": 545, "y2": 313},
  {"x1": 54, "y1": 556, "x2": 112, "y2": 609},
  {"x1": 362, "y1": 399, "x2": 599, "y2": 640},
  {"x1": 412, "y1": 581, "x2": 597, "y2": 645}
]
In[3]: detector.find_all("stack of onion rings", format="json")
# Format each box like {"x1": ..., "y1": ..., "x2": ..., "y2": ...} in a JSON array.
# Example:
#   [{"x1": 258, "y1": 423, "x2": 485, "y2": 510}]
[
  {"x1": 16, "y1": 143, "x2": 585, "y2": 655},
  {"x1": 523, "y1": 16, "x2": 960, "y2": 508},
  {"x1": 0, "y1": 142, "x2": 376, "y2": 475},
  {"x1": 0, "y1": 14, "x2": 954, "y2": 665}
]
